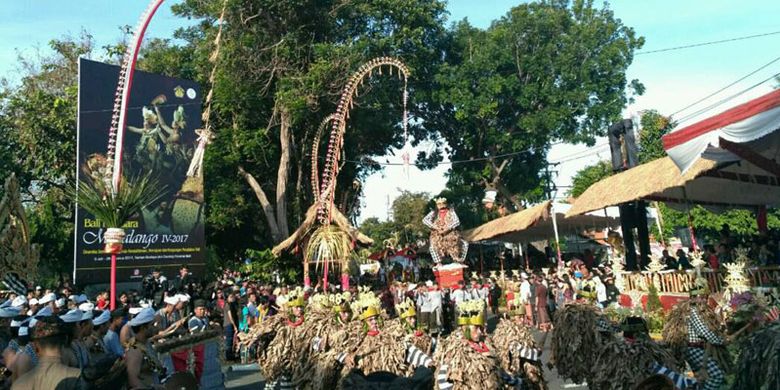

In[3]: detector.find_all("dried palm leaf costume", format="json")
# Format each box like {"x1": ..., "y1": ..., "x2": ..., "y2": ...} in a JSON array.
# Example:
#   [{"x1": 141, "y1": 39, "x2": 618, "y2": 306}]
[
  {"x1": 549, "y1": 303, "x2": 617, "y2": 385},
  {"x1": 304, "y1": 292, "x2": 361, "y2": 390},
  {"x1": 662, "y1": 280, "x2": 728, "y2": 390},
  {"x1": 732, "y1": 321, "x2": 780, "y2": 389},
  {"x1": 434, "y1": 299, "x2": 522, "y2": 390},
  {"x1": 492, "y1": 301, "x2": 547, "y2": 390},
  {"x1": 261, "y1": 287, "x2": 310, "y2": 390},
  {"x1": 423, "y1": 198, "x2": 468, "y2": 263},
  {"x1": 339, "y1": 287, "x2": 433, "y2": 388},
  {"x1": 591, "y1": 317, "x2": 694, "y2": 390},
  {"x1": 393, "y1": 298, "x2": 434, "y2": 355}
]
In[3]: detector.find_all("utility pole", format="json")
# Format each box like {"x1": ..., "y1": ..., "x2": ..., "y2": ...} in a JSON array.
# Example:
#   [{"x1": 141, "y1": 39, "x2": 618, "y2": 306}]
[
  {"x1": 386, "y1": 194, "x2": 393, "y2": 222},
  {"x1": 543, "y1": 162, "x2": 560, "y2": 200}
]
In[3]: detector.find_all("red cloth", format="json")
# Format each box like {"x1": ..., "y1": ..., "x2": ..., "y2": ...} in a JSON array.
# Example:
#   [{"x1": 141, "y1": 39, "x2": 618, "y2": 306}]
[
  {"x1": 96, "y1": 298, "x2": 107, "y2": 310},
  {"x1": 708, "y1": 254, "x2": 720, "y2": 270},
  {"x1": 170, "y1": 345, "x2": 205, "y2": 382}
]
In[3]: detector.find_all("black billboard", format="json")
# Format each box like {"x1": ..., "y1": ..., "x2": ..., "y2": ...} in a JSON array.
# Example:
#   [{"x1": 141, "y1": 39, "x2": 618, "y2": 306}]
[{"x1": 75, "y1": 58, "x2": 204, "y2": 285}]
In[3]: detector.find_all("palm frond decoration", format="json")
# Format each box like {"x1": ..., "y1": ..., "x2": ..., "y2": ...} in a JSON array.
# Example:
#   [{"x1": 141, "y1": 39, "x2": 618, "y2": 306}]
[
  {"x1": 305, "y1": 225, "x2": 353, "y2": 273},
  {"x1": 66, "y1": 174, "x2": 167, "y2": 228}
]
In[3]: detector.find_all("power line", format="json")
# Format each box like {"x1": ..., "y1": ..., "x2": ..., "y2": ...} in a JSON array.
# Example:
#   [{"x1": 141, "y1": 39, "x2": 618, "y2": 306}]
[
  {"x1": 669, "y1": 54, "x2": 780, "y2": 118},
  {"x1": 549, "y1": 143, "x2": 610, "y2": 164},
  {"x1": 674, "y1": 70, "x2": 780, "y2": 126},
  {"x1": 636, "y1": 30, "x2": 780, "y2": 56}
]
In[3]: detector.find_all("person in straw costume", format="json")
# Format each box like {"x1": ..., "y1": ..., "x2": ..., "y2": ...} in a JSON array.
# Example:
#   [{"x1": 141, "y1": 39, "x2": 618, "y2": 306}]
[
  {"x1": 390, "y1": 298, "x2": 434, "y2": 355},
  {"x1": 422, "y1": 197, "x2": 467, "y2": 264},
  {"x1": 434, "y1": 299, "x2": 525, "y2": 390},
  {"x1": 302, "y1": 291, "x2": 361, "y2": 389},
  {"x1": 339, "y1": 287, "x2": 434, "y2": 387},
  {"x1": 260, "y1": 286, "x2": 311, "y2": 390},
  {"x1": 492, "y1": 295, "x2": 547, "y2": 390},
  {"x1": 589, "y1": 315, "x2": 694, "y2": 390},
  {"x1": 662, "y1": 277, "x2": 728, "y2": 390}
]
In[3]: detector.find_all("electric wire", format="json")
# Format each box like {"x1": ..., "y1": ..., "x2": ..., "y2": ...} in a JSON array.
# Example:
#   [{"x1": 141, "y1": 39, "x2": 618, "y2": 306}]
[{"x1": 636, "y1": 30, "x2": 780, "y2": 56}]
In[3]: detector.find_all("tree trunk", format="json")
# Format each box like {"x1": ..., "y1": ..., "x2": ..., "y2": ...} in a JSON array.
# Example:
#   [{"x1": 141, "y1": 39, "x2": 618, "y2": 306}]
[
  {"x1": 293, "y1": 134, "x2": 305, "y2": 227},
  {"x1": 495, "y1": 181, "x2": 524, "y2": 212},
  {"x1": 238, "y1": 165, "x2": 283, "y2": 243},
  {"x1": 276, "y1": 109, "x2": 292, "y2": 239}
]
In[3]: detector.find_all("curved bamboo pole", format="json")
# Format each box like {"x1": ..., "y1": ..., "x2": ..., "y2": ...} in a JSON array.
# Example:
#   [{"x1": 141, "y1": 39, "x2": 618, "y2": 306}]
[
  {"x1": 316, "y1": 57, "x2": 410, "y2": 224},
  {"x1": 311, "y1": 114, "x2": 338, "y2": 200}
]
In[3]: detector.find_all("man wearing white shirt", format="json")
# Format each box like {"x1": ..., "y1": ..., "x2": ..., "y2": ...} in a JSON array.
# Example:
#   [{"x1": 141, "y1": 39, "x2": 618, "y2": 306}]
[
  {"x1": 520, "y1": 273, "x2": 533, "y2": 324},
  {"x1": 426, "y1": 281, "x2": 443, "y2": 334},
  {"x1": 594, "y1": 276, "x2": 608, "y2": 308},
  {"x1": 416, "y1": 285, "x2": 432, "y2": 331},
  {"x1": 450, "y1": 280, "x2": 468, "y2": 328}
]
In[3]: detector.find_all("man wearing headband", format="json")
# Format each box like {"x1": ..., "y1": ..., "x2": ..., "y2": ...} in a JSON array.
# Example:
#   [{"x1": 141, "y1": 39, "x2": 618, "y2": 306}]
[
  {"x1": 681, "y1": 281, "x2": 726, "y2": 390},
  {"x1": 103, "y1": 309, "x2": 126, "y2": 358},
  {"x1": 11, "y1": 316, "x2": 83, "y2": 389},
  {"x1": 187, "y1": 299, "x2": 209, "y2": 333},
  {"x1": 2, "y1": 315, "x2": 29, "y2": 384},
  {"x1": 155, "y1": 295, "x2": 186, "y2": 338},
  {"x1": 88, "y1": 310, "x2": 111, "y2": 357},
  {"x1": 125, "y1": 307, "x2": 165, "y2": 389},
  {"x1": 60, "y1": 308, "x2": 92, "y2": 370}
]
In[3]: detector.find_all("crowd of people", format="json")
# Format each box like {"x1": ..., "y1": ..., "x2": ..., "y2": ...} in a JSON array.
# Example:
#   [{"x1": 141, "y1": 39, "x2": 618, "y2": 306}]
[
  {"x1": 0, "y1": 264, "x2": 217, "y2": 389},
  {"x1": 2, "y1": 242, "x2": 778, "y2": 389}
]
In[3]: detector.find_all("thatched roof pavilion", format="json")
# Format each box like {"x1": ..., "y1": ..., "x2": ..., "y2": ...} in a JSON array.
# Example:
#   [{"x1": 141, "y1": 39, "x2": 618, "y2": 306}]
[{"x1": 566, "y1": 156, "x2": 780, "y2": 217}]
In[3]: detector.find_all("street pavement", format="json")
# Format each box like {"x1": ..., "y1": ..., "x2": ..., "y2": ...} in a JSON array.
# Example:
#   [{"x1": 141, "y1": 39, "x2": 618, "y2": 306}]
[{"x1": 224, "y1": 311, "x2": 588, "y2": 389}]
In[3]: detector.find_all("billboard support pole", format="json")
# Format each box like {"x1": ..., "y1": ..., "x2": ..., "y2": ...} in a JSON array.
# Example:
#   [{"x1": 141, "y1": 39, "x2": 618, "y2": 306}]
[{"x1": 110, "y1": 254, "x2": 117, "y2": 310}]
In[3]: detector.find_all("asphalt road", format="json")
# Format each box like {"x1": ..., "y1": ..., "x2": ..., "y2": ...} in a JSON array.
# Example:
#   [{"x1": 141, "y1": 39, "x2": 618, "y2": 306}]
[{"x1": 224, "y1": 311, "x2": 588, "y2": 389}]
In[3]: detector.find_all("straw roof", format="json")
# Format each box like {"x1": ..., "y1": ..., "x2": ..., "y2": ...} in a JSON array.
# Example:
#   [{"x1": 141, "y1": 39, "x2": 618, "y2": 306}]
[
  {"x1": 272, "y1": 204, "x2": 373, "y2": 257},
  {"x1": 566, "y1": 155, "x2": 780, "y2": 217},
  {"x1": 463, "y1": 201, "x2": 620, "y2": 243},
  {"x1": 462, "y1": 201, "x2": 551, "y2": 243}
]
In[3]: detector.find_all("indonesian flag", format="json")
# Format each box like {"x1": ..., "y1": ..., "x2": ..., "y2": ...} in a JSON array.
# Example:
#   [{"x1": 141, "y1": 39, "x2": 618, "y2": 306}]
[{"x1": 663, "y1": 89, "x2": 780, "y2": 173}]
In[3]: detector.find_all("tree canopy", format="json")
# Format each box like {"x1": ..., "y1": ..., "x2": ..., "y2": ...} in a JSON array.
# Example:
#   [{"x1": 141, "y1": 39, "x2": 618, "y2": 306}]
[{"x1": 420, "y1": 0, "x2": 644, "y2": 213}]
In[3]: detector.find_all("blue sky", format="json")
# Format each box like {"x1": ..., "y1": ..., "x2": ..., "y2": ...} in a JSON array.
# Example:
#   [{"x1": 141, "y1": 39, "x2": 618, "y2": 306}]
[{"x1": 2, "y1": 1, "x2": 780, "y2": 221}]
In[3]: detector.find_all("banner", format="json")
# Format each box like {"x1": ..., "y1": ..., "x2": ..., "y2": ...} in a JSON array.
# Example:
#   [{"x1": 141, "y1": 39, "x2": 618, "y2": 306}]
[{"x1": 75, "y1": 58, "x2": 204, "y2": 285}]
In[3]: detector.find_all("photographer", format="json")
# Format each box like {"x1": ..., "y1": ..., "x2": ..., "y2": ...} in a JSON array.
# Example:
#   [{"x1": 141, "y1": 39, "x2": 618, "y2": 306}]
[{"x1": 142, "y1": 268, "x2": 168, "y2": 307}]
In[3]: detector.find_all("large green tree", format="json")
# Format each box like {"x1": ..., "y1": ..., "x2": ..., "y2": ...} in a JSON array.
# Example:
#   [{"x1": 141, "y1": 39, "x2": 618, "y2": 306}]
[
  {"x1": 419, "y1": 0, "x2": 644, "y2": 216},
  {"x1": 567, "y1": 160, "x2": 613, "y2": 198},
  {"x1": 0, "y1": 32, "x2": 94, "y2": 282}
]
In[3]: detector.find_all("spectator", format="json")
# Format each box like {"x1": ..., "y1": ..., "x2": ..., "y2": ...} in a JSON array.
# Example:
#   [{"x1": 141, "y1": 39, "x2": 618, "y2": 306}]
[
  {"x1": 489, "y1": 281, "x2": 501, "y2": 315},
  {"x1": 96, "y1": 292, "x2": 108, "y2": 310},
  {"x1": 662, "y1": 250, "x2": 678, "y2": 270},
  {"x1": 416, "y1": 285, "x2": 432, "y2": 331},
  {"x1": 427, "y1": 282, "x2": 443, "y2": 334},
  {"x1": 534, "y1": 274, "x2": 551, "y2": 331},
  {"x1": 716, "y1": 244, "x2": 731, "y2": 265},
  {"x1": 583, "y1": 249, "x2": 595, "y2": 269},
  {"x1": 224, "y1": 293, "x2": 238, "y2": 361},
  {"x1": 676, "y1": 249, "x2": 692, "y2": 269},
  {"x1": 706, "y1": 246, "x2": 719, "y2": 269}
]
